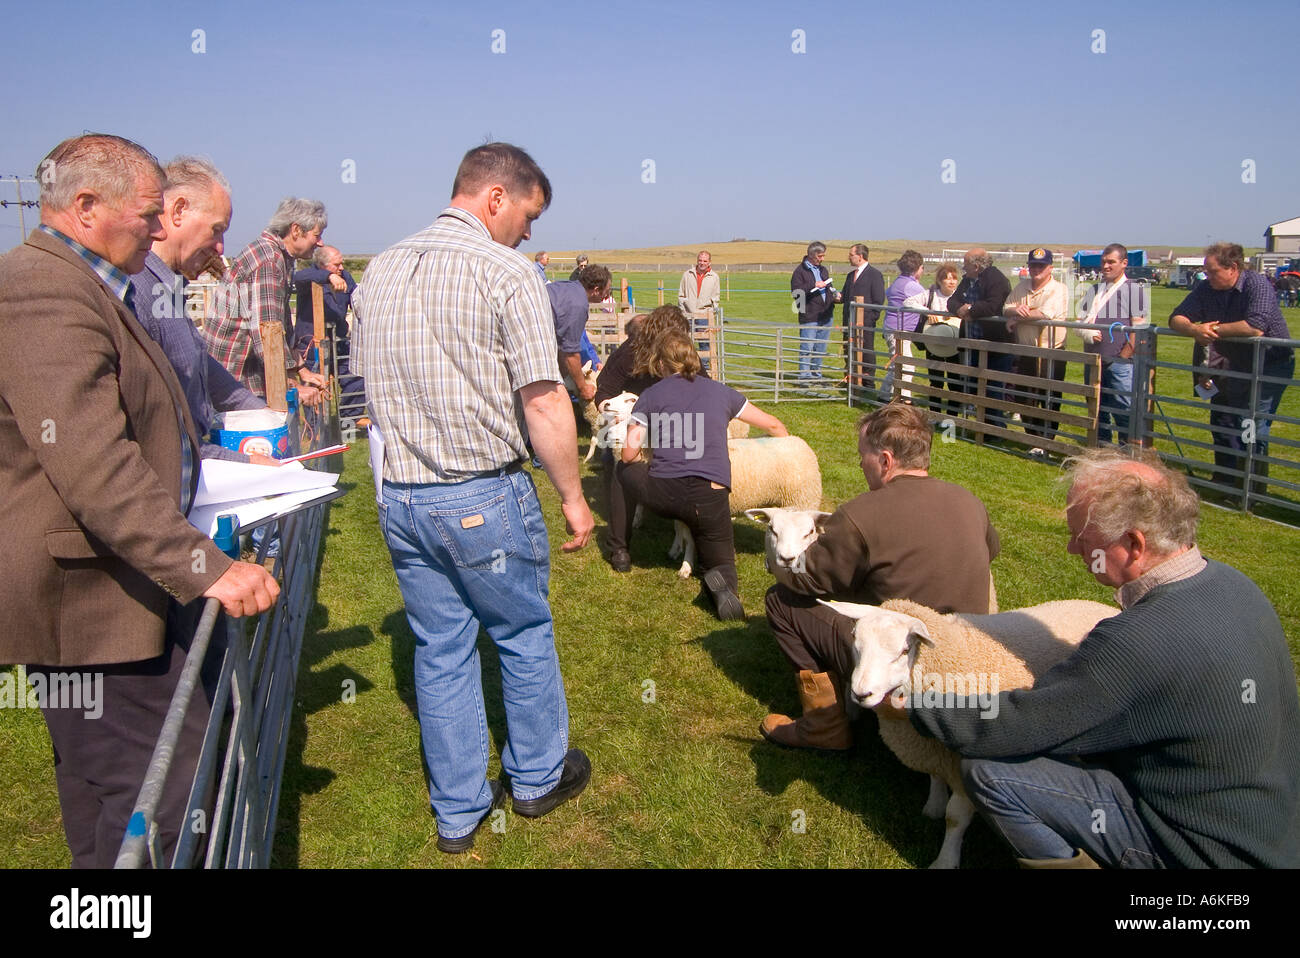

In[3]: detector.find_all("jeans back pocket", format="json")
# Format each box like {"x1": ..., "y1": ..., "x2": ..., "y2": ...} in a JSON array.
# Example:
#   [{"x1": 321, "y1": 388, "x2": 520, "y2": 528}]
[{"x1": 428, "y1": 493, "x2": 518, "y2": 571}]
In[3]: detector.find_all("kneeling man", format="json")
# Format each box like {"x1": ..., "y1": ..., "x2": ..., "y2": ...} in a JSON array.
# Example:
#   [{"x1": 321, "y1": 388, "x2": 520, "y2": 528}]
[
  {"x1": 762, "y1": 403, "x2": 999, "y2": 749},
  {"x1": 878, "y1": 448, "x2": 1300, "y2": 867}
]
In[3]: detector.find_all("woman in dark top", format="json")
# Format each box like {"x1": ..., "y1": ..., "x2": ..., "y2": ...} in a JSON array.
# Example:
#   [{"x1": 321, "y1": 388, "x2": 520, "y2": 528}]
[{"x1": 615, "y1": 326, "x2": 787, "y2": 620}]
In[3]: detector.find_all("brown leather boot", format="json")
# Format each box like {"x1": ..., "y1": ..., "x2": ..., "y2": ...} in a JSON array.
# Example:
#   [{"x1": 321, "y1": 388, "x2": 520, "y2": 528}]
[{"x1": 760, "y1": 670, "x2": 852, "y2": 751}]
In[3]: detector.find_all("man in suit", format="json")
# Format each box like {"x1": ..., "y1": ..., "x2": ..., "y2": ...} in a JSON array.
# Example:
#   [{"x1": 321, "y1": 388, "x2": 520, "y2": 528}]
[
  {"x1": 0, "y1": 134, "x2": 279, "y2": 867},
  {"x1": 790, "y1": 241, "x2": 838, "y2": 380},
  {"x1": 837, "y1": 243, "x2": 885, "y2": 387}
]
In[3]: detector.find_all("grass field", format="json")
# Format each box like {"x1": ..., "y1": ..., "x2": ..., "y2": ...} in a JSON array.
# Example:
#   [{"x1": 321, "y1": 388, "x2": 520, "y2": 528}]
[{"x1": 3, "y1": 389, "x2": 1297, "y2": 868}]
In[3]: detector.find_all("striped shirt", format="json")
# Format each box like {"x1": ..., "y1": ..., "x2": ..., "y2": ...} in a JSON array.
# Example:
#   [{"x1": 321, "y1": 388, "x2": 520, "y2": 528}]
[
  {"x1": 201, "y1": 230, "x2": 297, "y2": 399},
  {"x1": 352, "y1": 207, "x2": 561, "y2": 483},
  {"x1": 37, "y1": 225, "x2": 196, "y2": 514}
]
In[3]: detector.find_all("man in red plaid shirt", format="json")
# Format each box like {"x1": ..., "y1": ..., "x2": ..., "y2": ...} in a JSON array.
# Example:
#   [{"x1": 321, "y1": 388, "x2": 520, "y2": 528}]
[{"x1": 203, "y1": 197, "x2": 330, "y2": 405}]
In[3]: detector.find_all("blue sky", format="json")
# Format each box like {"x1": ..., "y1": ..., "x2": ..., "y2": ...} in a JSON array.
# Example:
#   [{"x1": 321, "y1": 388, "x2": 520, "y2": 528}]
[{"x1": 1, "y1": 0, "x2": 1295, "y2": 255}]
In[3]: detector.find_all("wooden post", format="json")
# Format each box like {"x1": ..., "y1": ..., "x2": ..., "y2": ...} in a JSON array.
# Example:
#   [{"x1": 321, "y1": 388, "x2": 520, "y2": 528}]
[
  {"x1": 311, "y1": 282, "x2": 325, "y2": 344},
  {"x1": 260, "y1": 321, "x2": 289, "y2": 412},
  {"x1": 726, "y1": 270, "x2": 730, "y2": 302},
  {"x1": 852, "y1": 296, "x2": 865, "y2": 387},
  {"x1": 621, "y1": 276, "x2": 630, "y2": 305},
  {"x1": 658, "y1": 281, "x2": 664, "y2": 306}
]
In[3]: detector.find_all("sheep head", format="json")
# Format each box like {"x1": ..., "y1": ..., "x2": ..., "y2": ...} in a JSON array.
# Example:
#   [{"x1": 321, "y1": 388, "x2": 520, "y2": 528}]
[
  {"x1": 594, "y1": 392, "x2": 639, "y2": 449},
  {"x1": 746, "y1": 507, "x2": 832, "y2": 573},
  {"x1": 819, "y1": 599, "x2": 932, "y2": 708}
]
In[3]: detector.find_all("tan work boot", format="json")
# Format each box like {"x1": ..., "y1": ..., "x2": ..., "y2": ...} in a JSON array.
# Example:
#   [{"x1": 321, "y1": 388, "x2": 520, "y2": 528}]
[
  {"x1": 1016, "y1": 848, "x2": 1102, "y2": 869},
  {"x1": 760, "y1": 670, "x2": 852, "y2": 751}
]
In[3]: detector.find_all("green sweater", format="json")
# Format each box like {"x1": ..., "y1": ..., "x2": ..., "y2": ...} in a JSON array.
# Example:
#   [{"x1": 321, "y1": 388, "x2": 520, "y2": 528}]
[{"x1": 911, "y1": 560, "x2": 1300, "y2": 868}]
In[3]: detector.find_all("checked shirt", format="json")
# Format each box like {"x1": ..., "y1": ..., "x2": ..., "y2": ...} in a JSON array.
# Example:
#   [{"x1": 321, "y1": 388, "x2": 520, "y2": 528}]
[
  {"x1": 352, "y1": 207, "x2": 561, "y2": 483},
  {"x1": 202, "y1": 230, "x2": 297, "y2": 399}
]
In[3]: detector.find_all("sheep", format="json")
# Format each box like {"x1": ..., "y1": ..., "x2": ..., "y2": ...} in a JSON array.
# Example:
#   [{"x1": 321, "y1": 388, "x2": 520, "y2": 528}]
[
  {"x1": 821, "y1": 596, "x2": 1118, "y2": 869},
  {"x1": 587, "y1": 391, "x2": 638, "y2": 463},
  {"x1": 743, "y1": 506, "x2": 832, "y2": 575},
  {"x1": 668, "y1": 435, "x2": 823, "y2": 578}
]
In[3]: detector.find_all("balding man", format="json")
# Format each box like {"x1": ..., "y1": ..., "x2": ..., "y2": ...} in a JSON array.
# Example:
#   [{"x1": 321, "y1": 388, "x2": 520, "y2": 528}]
[
  {"x1": 0, "y1": 134, "x2": 278, "y2": 867},
  {"x1": 130, "y1": 156, "x2": 274, "y2": 465},
  {"x1": 534, "y1": 249, "x2": 549, "y2": 280},
  {"x1": 880, "y1": 448, "x2": 1300, "y2": 868},
  {"x1": 293, "y1": 244, "x2": 357, "y2": 355},
  {"x1": 203, "y1": 196, "x2": 330, "y2": 406},
  {"x1": 678, "y1": 250, "x2": 720, "y2": 316}
]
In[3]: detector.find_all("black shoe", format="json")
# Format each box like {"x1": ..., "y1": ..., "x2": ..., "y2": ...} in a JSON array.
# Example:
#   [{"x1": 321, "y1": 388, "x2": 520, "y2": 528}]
[
  {"x1": 703, "y1": 568, "x2": 745, "y2": 621},
  {"x1": 437, "y1": 779, "x2": 506, "y2": 854},
  {"x1": 608, "y1": 549, "x2": 631, "y2": 573},
  {"x1": 512, "y1": 749, "x2": 592, "y2": 818}
]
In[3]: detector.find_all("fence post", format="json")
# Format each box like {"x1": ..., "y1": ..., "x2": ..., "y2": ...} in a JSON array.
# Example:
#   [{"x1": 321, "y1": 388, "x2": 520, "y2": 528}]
[
  {"x1": 1130, "y1": 327, "x2": 1154, "y2": 447},
  {"x1": 1244, "y1": 338, "x2": 1264, "y2": 511},
  {"x1": 775, "y1": 327, "x2": 782, "y2": 403}
]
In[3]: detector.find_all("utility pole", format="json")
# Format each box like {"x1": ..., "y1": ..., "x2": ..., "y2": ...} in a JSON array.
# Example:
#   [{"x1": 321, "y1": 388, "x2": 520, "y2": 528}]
[{"x1": 1, "y1": 176, "x2": 38, "y2": 235}]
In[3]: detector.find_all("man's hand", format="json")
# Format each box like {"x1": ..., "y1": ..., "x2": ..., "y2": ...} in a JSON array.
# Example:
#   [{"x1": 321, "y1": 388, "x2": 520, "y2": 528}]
[
  {"x1": 298, "y1": 368, "x2": 329, "y2": 388},
  {"x1": 559, "y1": 497, "x2": 595, "y2": 552},
  {"x1": 956, "y1": 304, "x2": 972, "y2": 320},
  {"x1": 577, "y1": 380, "x2": 596, "y2": 402},
  {"x1": 1078, "y1": 326, "x2": 1101, "y2": 344},
  {"x1": 874, "y1": 687, "x2": 909, "y2": 721},
  {"x1": 248, "y1": 452, "x2": 283, "y2": 467},
  {"x1": 327, "y1": 273, "x2": 347, "y2": 293},
  {"x1": 297, "y1": 384, "x2": 325, "y2": 407},
  {"x1": 1190, "y1": 321, "x2": 1220, "y2": 346},
  {"x1": 203, "y1": 560, "x2": 280, "y2": 617}
]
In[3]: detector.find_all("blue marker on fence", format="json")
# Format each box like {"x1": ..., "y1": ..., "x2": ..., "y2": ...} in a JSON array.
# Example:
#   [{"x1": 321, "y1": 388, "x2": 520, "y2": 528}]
[
  {"x1": 1107, "y1": 322, "x2": 1126, "y2": 343},
  {"x1": 214, "y1": 514, "x2": 241, "y2": 560}
]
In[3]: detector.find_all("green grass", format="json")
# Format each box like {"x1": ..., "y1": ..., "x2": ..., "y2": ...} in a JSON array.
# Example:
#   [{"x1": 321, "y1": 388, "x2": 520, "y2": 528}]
[{"x1": 5, "y1": 395, "x2": 1295, "y2": 869}]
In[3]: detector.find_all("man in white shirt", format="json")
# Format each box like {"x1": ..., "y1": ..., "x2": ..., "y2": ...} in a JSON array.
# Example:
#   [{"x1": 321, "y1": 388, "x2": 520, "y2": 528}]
[{"x1": 1005, "y1": 248, "x2": 1069, "y2": 443}]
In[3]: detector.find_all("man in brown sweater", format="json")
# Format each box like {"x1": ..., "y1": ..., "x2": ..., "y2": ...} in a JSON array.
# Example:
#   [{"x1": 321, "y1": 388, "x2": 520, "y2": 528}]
[{"x1": 761, "y1": 403, "x2": 999, "y2": 750}]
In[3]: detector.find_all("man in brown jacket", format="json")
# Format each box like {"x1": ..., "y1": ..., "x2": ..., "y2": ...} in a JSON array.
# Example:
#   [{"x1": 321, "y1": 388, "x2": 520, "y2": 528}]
[
  {"x1": 0, "y1": 134, "x2": 278, "y2": 867},
  {"x1": 760, "y1": 403, "x2": 999, "y2": 750}
]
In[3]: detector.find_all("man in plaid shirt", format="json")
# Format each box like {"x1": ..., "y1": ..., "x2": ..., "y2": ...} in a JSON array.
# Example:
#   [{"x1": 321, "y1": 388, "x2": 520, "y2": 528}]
[
  {"x1": 354, "y1": 142, "x2": 594, "y2": 854},
  {"x1": 203, "y1": 197, "x2": 330, "y2": 406}
]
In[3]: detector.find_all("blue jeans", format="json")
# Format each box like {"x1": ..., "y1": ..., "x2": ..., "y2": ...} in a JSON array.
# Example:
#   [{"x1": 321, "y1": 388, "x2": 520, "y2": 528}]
[
  {"x1": 798, "y1": 319, "x2": 831, "y2": 376},
  {"x1": 1085, "y1": 360, "x2": 1134, "y2": 444},
  {"x1": 379, "y1": 468, "x2": 569, "y2": 840},
  {"x1": 962, "y1": 756, "x2": 1166, "y2": 867}
]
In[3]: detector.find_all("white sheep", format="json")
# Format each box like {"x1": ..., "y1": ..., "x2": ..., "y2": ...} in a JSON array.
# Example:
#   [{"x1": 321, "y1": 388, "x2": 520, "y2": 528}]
[
  {"x1": 561, "y1": 361, "x2": 601, "y2": 460},
  {"x1": 587, "y1": 391, "x2": 638, "y2": 463},
  {"x1": 668, "y1": 435, "x2": 823, "y2": 578},
  {"x1": 743, "y1": 506, "x2": 832, "y2": 575},
  {"x1": 822, "y1": 597, "x2": 1118, "y2": 869}
]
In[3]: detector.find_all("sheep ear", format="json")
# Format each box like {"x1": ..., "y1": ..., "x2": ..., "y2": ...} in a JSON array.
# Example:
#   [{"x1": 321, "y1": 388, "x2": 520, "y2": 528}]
[
  {"x1": 745, "y1": 508, "x2": 774, "y2": 524},
  {"x1": 582, "y1": 360, "x2": 593, "y2": 374},
  {"x1": 909, "y1": 618, "x2": 934, "y2": 647},
  {"x1": 817, "y1": 599, "x2": 879, "y2": 620}
]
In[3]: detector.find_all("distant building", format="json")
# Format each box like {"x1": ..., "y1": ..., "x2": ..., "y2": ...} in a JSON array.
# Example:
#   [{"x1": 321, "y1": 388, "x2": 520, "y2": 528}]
[{"x1": 1264, "y1": 216, "x2": 1300, "y2": 254}]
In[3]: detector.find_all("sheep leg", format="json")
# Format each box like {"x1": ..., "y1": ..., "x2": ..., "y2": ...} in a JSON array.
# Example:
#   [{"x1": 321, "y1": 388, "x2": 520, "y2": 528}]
[
  {"x1": 921, "y1": 775, "x2": 949, "y2": 820},
  {"x1": 927, "y1": 789, "x2": 976, "y2": 869},
  {"x1": 632, "y1": 503, "x2": 644, "y2": 529},
  {"x1": 671, "y1": 520, "x2": 694, "y2": 579}
]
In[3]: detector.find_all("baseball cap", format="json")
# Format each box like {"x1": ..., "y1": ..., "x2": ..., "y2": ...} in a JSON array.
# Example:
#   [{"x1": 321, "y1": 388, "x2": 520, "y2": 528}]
[{"x1": 1027, "y1": 248, "x2": 1053, "y2": 265}]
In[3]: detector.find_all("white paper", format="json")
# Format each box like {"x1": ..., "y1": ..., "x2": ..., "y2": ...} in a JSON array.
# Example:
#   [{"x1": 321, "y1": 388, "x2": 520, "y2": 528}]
[
  {"x1": 368, "y1": 422, "x2": 385, "y2": 505},
  {"x1": 194, "y1": 458, "x2": 337, "y2": 508},
  {"x1": 189, "y1": 487, "x2": 339, "y2": 538}
]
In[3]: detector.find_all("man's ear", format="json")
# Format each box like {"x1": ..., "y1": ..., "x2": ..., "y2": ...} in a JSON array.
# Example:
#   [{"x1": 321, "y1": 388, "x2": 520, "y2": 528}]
[
  {"x1": 72, "y1": 188, "x2": 98, "y2": 227},
  {"x1": 485, "y1": 185, "x2": 506, "y2": 215},
  {"x1": 169, "y1": 195, "x2": 188, "y2": 228}
]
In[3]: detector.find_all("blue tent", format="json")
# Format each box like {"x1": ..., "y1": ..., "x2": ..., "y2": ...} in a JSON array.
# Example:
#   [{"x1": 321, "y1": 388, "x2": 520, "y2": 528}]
[{"x1": 1073, "y1": 249, "x2": 1146, "y2": 268}]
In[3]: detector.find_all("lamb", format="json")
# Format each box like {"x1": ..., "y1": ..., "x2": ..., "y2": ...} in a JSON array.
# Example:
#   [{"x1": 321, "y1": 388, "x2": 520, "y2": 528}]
[
  {"x1": 822, "y1": 597, "x2": 1118, "y2": 869},
  {"x1": 668, "y1": 435, "x2": 823, "y2": 578}
]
